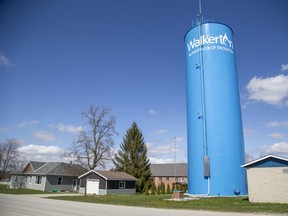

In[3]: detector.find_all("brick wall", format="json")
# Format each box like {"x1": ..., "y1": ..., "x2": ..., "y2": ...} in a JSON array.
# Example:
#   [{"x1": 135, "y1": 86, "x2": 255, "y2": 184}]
[{"x1": 154, "y1": 176, "x2": 187, "y2": 189}]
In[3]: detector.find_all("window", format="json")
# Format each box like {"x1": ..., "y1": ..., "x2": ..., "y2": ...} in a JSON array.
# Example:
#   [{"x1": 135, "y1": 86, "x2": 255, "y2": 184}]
[
  {"x1": 35, "y1": 176, "x2": 42, "y2": 185},
  {"x1": 175, "y1": 176, "x2": 178, "y2": 182},
  {"x1": 166, "y1": 177, "x2": 169, "y2": 182},
  {"x1": 119, "y1": 181, "x2": 125, "y2": 189},
  {"x1": 57, "y1": 177, "x2": 63, "y2": 185},
  {"x1": 159, "y1": 177, "x2": 162, "y2": 182}
]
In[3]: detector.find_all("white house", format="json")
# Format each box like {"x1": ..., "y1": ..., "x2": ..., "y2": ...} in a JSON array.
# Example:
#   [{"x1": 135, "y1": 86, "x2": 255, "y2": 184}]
[{"x1": 242, "y1": 154, "x2": 288, "y2": 203}]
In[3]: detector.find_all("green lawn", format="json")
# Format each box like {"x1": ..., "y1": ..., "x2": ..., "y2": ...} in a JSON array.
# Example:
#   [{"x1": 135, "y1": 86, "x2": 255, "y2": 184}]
[
  {"x1": 49, "y1": 194, "x2": 288, "y2": 214},
  {"x1": 0, "y1": 184, "x2": 50, "y2": 194}
]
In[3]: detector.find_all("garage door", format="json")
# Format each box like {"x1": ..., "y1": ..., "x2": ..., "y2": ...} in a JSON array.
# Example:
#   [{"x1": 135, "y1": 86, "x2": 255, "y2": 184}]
[{"x1": 86, "y1": 179, "x2": 99, "y2": 195}]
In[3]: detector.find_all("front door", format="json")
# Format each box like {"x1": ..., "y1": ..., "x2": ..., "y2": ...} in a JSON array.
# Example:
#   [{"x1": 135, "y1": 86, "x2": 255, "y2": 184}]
[{"x1": 72, "y1": 179, "x2": 78, "y2": 191}]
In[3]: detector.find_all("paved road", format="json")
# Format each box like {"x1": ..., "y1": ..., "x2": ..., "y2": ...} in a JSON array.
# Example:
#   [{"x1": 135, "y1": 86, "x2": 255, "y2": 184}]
[{"x1": 0, "y1": 194, "x2": 285, "y2": 216}]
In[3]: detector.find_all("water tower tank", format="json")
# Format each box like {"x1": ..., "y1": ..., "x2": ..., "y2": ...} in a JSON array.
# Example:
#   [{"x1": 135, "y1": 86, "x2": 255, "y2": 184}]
[{"x1": 185, "y1": 21, "x2": 247, "y2": 196}]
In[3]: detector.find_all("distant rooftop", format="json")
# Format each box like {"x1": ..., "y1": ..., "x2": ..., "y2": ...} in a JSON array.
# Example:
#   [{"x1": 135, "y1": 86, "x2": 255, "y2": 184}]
[{"x1": 150, "y1": 163, "x2": 187, "y2": 177}]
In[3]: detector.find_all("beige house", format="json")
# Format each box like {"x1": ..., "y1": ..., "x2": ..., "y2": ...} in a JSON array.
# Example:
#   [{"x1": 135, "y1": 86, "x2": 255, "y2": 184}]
[{"x1": 242, "y1": 155, "x2": 288, "y2": 204}]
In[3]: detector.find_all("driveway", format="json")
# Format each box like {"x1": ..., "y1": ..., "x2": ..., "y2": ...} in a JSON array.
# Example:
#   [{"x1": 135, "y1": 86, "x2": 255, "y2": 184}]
[{"x1": 0, "y1": 194, "x2": 285, "y2": 216}]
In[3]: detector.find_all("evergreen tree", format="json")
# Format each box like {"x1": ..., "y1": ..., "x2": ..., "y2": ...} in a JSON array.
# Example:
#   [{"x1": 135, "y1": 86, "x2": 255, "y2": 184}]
[
  {"x1": 183, "y1": 184, "x2": 187, "y2": 193},
  {"x1": 144, "y1": 183, "x2": 149, "y2": 196},
  {"x1": 157, "y1": 184, "x2": 161, "y2": 195},
  {"x1": 150, "y1": 182, "x2": 156, "y2": 195},
  {"x1": 167, "y1": 184, "x2": 171, "y2": 194},
  {"x1": 113, "y1": 121, "x2": 151, "y2": 193},
  {"x1": 161, "y1": 182, "x2": 166, "y2": 194}
]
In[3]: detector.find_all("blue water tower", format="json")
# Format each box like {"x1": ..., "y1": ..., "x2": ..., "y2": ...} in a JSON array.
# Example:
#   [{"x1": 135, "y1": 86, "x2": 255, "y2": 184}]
[{"x1": 185, "y1": 19, "x2": 247, "y2": 196}]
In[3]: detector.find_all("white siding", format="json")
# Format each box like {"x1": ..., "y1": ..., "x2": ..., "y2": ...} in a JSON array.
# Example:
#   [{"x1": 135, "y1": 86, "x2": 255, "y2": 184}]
[{"x1": 247, "y1": 167, "x2": 288, "y2": 203}]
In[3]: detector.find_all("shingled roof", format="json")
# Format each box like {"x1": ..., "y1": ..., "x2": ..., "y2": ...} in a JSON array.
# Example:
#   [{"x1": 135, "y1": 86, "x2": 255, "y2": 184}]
[
  {"x1": 79, "y1": 170, "x2": 137, "y2": 181},
  {"x1": 150, "y1": 163, "x2": 187, "y2": 177},
  {"x1": 30, "y1": 161, "x2": 46, "y2": 171},
  {"x1": 22, "y1": 161, "x2": 86, "y2": 177}
]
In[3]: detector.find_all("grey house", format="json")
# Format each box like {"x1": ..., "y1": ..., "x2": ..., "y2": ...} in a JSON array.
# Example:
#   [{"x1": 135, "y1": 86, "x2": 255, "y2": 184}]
[
  {"x1": 78, "y1": 170, "x2": 137, "y2": 195},
  {"x1": 10, "y1": 161, "x2": 86, "y2": 192}
]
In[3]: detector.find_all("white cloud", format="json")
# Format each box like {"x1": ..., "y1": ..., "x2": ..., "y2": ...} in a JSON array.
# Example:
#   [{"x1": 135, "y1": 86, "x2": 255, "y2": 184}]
[
  {"x1": 33, "y1": 130, "x2": 56, "y2": 141},
  {"x1": 148, "y1": 109, "x2": 157, "y2": 121},
  {"x1": 18, "y1": 144, "x2": 64, "y2": 161},
  {"x1": 243, "y1": 128, "x2": 256, "y2": 137},
  {"x1": 150, "y1": 145, "x2": 174, "y2": 154},
  {"x1": 258, "y1": 142, "x2": 288, "y2": 156},
  {"x1": 0, "y1": 127, "x2": 11, "y2": 132},
  {"x1": 55, "y1": 123, "x2": 82, "y2": 133},
  {"x1": 18, "y1": 144, "x2": 63, "y2": 155},
  {"x1": 149, "y1": 140, "x2": 182, "y2": 155},
  {"x1": 269, "y1": 133, "x2": 285, "y2": 139},
  {"x1": 0, "y1": 52, "x2": 13, "y2": 70},
  {"x1": 149, "y1": 157, "x2": 174, "y2": 164},
  {"x1": 265, "y1": 121, "x2": 288, "y2": 127},
  {"x1": 18, "y1": 120, "x2": 39, "y2": 128},
  {"x1": 151, "y1": 129, "x2": 167, "y2": 135},
  {"x1": 148, "y1": 109, "x2": 157, "y2": 115},
  {"x1": 281, "y1": 64, "x2": 288, "y2": 72},
  {"x1": 246, "y1": 74, "x2": 288, "y2": 106}
]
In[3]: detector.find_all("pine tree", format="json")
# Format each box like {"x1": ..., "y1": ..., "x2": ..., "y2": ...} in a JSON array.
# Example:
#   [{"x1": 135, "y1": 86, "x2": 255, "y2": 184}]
[
  {"x1": 167, "y1": 184, "x2": 171, "y2": 194},
  {"x1": 161, "y1": 182, "x2": 166, "y2": 194},
  {"x1": 150, "y1": 183, "x2": 156, "y2": 195},
  {"x1": 144, "y1": 183, "x2": 149, "y2": 196},
  {"x1": 157, "y1": 184, "x2": 161, "y2": 195},
  {"x1": 113, "y1": 121, "x2": 151, "y2": 193}
]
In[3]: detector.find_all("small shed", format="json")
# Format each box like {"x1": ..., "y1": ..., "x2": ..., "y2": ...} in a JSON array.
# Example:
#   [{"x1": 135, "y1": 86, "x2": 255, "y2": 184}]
[
  {"x1": 78, "y1": 170, "x2": 137, "y2": 195},
  {"x1": 242, "y1": 154, "x2": 288, "y2": 203}
]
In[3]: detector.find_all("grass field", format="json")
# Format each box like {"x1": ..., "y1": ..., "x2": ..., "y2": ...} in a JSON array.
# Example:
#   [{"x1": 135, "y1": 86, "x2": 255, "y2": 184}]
[
  {"x1": 49, "y1": 194, "x2": 288, "y2": 214},
  {"x1": 0, "y1": 184, "x2": 50, "y2": 194}
]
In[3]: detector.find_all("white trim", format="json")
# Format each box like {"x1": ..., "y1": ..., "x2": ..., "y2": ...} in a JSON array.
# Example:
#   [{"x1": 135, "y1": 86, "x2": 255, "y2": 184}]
[
  {"x1": 72, "y1": 179, "x2": 78, "y2": 191},
  {"x1": 78, "y1": 170, "x2": 107, "y2": 180},
  {"x1": 119, "y1": 181, "x2": 125, "y2": 189},
  {"x1": 42, "y1": 176, "x2": 46, "y2": 191},
  {"x1": 78, "y1": 170, "x2": 136, "y2": 181},
  {"x1": 57, "y1": 176, "x2": 63, "y2": 185},
  {"x1": 242, "y1": 154, "x2": 288, "y2": 168},
  {"x1": 34, "y1": 162, "x2": 48, "y2": 172},
  {"x1": 34, "y1": 176, "x2": 42, "y2": 185}
]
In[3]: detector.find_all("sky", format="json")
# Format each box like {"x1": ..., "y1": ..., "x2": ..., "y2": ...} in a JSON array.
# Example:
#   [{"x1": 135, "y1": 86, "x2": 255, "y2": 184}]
[{"x1": 0, "y1": 0, "x2": 288, "y2": 167}]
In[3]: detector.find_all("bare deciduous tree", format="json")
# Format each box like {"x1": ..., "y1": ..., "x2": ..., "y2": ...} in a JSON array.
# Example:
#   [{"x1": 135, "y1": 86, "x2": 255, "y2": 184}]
[
  {"x1": 66, "y1": 105, "x2": 118, "y2": 170},
  {"x1": 0, "y1": 138, "x2": 22, "y2": 179}
]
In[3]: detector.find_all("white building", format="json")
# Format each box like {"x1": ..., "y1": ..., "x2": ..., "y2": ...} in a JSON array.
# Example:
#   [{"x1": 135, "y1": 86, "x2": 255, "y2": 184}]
[{"x1": 242, "y1": 155, "x2": 288, "y2": 204}]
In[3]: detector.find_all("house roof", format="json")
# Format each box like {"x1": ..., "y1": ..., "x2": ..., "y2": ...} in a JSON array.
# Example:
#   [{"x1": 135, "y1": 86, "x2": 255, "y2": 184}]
[
  {"x1": 242, "y1": 154, "x2": 288, "y2": 168},
  {"x1": 30, "y1": 161, "x2": 46, "y2": 171},
  {"x1": 22, "y1": 161, "x2": 86, "y2": 177},
  {"x1": 78, "y1": 170, "x2": 137, "y2": 181},
  {"x1": 150, "y1": 163, "x2": 187, "y2": 177}
]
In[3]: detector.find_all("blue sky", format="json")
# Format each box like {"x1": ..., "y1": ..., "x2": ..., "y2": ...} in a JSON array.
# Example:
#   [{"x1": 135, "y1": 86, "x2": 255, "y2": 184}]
[{"x1": 0, "y1": 0, "x2": 287, "y2": 165}]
